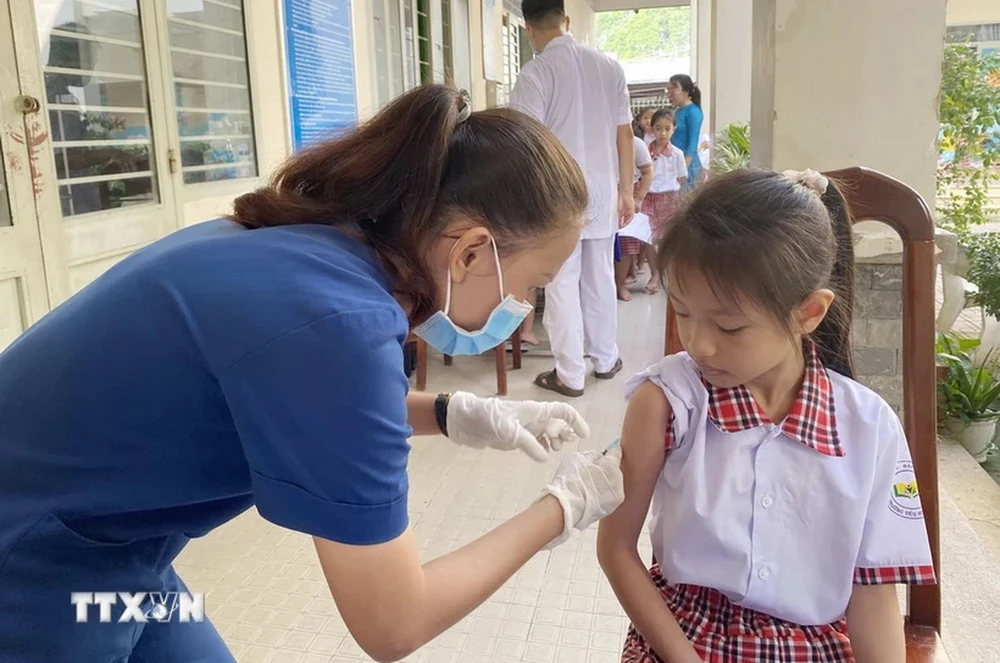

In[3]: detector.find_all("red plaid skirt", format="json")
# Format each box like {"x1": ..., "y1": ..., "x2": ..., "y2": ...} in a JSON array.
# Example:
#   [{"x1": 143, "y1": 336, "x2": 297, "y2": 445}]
[
  {"x1": 620, "y1": 235, "x2": 643, "y2": 255},
  {"x1": 641, "y1": 191, "x2": 680, "y2": 244},
  {"x1": 621, "y1": 565, "x2": 854, "y2": 662}
]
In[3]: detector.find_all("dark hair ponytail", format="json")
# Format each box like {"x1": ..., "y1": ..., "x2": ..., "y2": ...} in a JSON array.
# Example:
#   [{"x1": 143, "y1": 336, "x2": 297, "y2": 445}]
[
  {"x1": 813, "y1": 180, "x2": 856, "y2": 378},
  {"x1": 656, "y1": 170, "x2": 857, "y2": 378},
  {"x1": 669, "y1": 74, "x2": 701, "y2": 107},
  {"x1": 231, "y1": 84, "x2": 587, "y2": 326}
]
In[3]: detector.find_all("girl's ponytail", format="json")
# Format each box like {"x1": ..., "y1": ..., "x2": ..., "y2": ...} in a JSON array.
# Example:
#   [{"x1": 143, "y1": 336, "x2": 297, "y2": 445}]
[{"x1": 813, "y1": 180, "x2": 856, "y2": 378}]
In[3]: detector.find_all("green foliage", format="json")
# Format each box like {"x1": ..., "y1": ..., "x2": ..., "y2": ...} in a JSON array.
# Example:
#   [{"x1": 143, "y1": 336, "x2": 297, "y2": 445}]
[
  {"x1": 711, "y1": 123, "x2": 750, "y2": 174},
  {"x1": 937, "y1": 43, "x2": 1000, "y2": 236},
  {"x1": 963, "y1": 231, "x2": 1000, "y2": 320},
  {"x1": 595, "y1": 8, "x2": 690, "y2": 61},
  {"x1": 936, "y1": 333, "x2": 1000, "y2": 423}
]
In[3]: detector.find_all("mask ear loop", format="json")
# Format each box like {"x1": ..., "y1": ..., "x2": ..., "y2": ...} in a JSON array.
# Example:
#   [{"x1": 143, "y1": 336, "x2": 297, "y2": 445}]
[
  {"x1": 443, "y1": 260, "x2": 455, "y2": 317},
  {"x1": 490, "y1": 238, "x2": 505, "y2": 301},
  {"x1": 443, "y1": 236, "x2": 504, "y2": 317}
]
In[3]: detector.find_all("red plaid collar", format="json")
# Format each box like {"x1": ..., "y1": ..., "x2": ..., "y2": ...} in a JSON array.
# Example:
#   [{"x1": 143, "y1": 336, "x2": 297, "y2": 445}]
[
  {"x1": 702, "y1": 343, "x2": 843, "y2": 457},
  {"x1": 649, "y1": 141, "x2": 675, "y2": 161}
]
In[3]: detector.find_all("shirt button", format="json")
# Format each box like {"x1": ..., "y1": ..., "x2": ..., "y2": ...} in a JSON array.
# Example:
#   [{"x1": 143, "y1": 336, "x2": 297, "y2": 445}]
[
  {"x1": 758, "y1": 566, "x2": 771, "y2": 580},
  {"x1": 761, "y1": 495, "x2": 774, "y2": 508}
]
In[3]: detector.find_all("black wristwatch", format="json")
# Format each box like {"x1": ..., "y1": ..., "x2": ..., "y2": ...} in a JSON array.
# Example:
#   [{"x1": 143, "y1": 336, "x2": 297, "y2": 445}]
[{"x1": 435, "y1": 393, "x2": 452, "y2": 437}]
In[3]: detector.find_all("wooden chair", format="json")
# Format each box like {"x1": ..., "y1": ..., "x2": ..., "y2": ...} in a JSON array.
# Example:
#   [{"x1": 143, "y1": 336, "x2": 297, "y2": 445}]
[
  {"x1": 664, "y1": 167, "x2": 946, "y2": 661},
  {"x1": 410, "y1": 329, "x2": 522, "y2": 397}
]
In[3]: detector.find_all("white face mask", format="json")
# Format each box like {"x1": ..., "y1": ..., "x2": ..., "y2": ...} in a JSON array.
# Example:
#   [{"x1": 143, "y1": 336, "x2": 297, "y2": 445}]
[{"x1": 411, "y1": 237, "x2": 533, "y2": 356}]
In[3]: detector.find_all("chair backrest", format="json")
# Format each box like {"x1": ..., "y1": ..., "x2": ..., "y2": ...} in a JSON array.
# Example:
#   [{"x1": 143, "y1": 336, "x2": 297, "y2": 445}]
[{"x1": 663, "y1": 166, "x2": 941, "y2": 631}]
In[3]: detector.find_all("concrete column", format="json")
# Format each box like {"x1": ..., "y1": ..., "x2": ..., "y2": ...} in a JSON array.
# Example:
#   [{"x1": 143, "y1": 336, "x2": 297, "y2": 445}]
[
  {"x1": 566, "y1": 0, "x2": 596, "y2": 47},
  {"x1": 691, "y1": 0, "x2": 712, "y2": 131},
  {"x1": 750, "y1": 0, "x2": 947, "y2": 205},
  {"x1": 749, "y1": 0, "x2": 948, "y2": 416},
  {"x1": 709, "y1": 0, "x2": 752, "y2": 135}
]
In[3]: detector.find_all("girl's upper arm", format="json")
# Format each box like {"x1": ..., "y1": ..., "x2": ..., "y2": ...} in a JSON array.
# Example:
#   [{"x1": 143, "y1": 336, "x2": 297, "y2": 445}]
[{"x1": 598, "y1": 380, "x2": 672, "y2": 554}]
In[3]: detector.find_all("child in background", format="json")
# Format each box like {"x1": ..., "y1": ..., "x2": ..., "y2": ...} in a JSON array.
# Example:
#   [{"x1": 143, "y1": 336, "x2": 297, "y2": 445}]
[
  {"x1": 697, "y1": 132, "x2": 711, "y2": 183},
  {"x1": 597, "y1": 169, "x2": 935, "y2": 662},
  {"x1": 616, "y1": 133, "x2": 654, "y2": 301},
  {"x1": 636, "y1": 106, "x2": 656, "y2": 145},
  {"x1": 640, "y1": 110, "x2": 687, "y2": 294}
]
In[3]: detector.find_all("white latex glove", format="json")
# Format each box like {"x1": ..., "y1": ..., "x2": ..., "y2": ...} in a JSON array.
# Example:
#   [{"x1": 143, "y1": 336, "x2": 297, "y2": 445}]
[
  {"x1": 446, "y1": 392, "x2": 591, "y2": 462},
  {"x1": 541, "y1": 446, "x2": 625, "y2": 549}
]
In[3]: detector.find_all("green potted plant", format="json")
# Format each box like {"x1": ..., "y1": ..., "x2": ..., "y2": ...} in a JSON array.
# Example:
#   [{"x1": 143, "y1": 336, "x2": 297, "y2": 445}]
[
  {"x1": 937, "y1": 333, "x2": 1000, "y2": 462},
  {"x1": 711, "y1": 122, "x2": 750, "y2": 174}
]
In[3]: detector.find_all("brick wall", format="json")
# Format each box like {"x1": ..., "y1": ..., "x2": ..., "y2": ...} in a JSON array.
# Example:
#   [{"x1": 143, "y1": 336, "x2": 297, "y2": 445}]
[{"x1": 852, "y1": 259, "x2": 904, "y2": 413}]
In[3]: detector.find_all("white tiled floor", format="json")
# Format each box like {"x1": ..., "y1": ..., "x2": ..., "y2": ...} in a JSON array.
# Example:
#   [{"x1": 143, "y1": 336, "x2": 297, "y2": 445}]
[{"x1": 174, "y1": 281, "x2": 668, "y2": 662}]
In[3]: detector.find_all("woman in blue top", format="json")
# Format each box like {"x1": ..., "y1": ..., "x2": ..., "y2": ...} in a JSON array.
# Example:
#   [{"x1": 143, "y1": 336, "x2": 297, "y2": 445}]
[
  {"x1": 0, "y1": 85, "x2": 625, "y2": 663},
  {"x1": 667, "y1": 74, "x2": 705, "y2": 186}
]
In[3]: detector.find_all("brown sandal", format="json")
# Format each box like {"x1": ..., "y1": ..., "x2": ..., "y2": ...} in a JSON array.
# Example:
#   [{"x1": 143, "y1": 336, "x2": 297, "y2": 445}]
[
  {"x1": 595, "y1": 357, "x2": 624, "y2": 380},
  {"x1": 534, "y1": 369, "x2": 584, "y2": 397}
]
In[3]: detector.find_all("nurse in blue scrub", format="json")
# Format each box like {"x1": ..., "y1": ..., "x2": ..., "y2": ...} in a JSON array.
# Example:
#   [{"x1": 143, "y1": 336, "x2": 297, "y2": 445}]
[{"x1": 0, "y1": 86, "x2": 625, "y2": 663}]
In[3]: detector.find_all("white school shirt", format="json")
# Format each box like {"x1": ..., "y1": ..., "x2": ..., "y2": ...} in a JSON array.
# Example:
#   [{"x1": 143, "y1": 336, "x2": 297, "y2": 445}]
[
  {"x1": 624, "y1": 345, "x2": 935, "y2": 626},
  {"x1": 508, "y1": 35, "x2": 632, "y2": 239},
  {"x1": 698, "y1": 132, "x2": 711, "y2": 174},
  {"x1": 633, "y1": 136, "x2": 652, "y2": 185},
  {"x1": 648, "y1": 143, "x2": 687, "y2": 194}
]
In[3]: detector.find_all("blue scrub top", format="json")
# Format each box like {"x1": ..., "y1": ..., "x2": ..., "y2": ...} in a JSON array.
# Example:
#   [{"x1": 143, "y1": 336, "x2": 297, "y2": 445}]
[
  {"x1": 0, "y1": 220, "x2": 412, "y2": 660},
  {"x1": 671, "y1": 103, "x2": 704, "y2": 184}
]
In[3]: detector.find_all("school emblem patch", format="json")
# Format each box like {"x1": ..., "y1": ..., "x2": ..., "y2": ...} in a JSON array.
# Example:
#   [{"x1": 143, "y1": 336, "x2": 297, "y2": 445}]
[{"x1": 888, "y1": 460, "x2": 923, "y2": 520}]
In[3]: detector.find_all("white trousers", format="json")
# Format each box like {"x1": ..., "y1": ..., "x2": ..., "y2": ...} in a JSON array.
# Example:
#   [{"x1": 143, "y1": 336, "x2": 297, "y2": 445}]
[{"x1": 542, "y1": 237, "x2": 619, "y2": 390}]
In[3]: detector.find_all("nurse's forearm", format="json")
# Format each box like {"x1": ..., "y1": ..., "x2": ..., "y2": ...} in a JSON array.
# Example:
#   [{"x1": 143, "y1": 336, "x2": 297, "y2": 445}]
[
  {"x1": 414, "y1": 495, "x2": 564, "y2": 637},
  {"x1": 324, "y1": 496, "x2": 565, "y2": 661},
  {"x1": 405, "y1": 391, "x2": 443, "y2": 436}
]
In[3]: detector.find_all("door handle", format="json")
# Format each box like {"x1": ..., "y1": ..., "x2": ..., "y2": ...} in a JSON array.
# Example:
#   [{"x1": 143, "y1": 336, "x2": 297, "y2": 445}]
[{"x1": 14, "y1": 95, "x2": 41, "y2": 114}]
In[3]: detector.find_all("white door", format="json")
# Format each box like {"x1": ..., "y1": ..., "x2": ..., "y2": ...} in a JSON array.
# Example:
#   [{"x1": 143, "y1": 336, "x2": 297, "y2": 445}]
[
  {"x1": 11, "y1": 0, "x2": 180, "y2": 300},
  {"x1": 0, "y1": 3, "x2": 50, "y2": 352}
]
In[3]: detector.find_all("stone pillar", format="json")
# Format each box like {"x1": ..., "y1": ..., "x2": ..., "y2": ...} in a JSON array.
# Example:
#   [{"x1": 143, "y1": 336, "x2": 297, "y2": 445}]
[
  {"x1": 852, "y1": 249, "x2": 905, "y2": 414},
  {"x1": 691, "y1": 0, "x2": 712, "y2": 131},
  {"x1": 710, "y1": 0, "x2": 752, "y2": 133},
  {"x1": 749, "y1": 0, "x2": 947, "y2": 411},
  {"x1": 749, "y1": 0, "x2": 947, "y2": 204}
]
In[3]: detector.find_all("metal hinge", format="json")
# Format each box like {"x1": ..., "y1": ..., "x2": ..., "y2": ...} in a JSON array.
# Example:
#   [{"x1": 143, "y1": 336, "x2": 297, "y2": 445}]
[{"x1": 167, "y1": 149, "x2": 178, "y2": 174}]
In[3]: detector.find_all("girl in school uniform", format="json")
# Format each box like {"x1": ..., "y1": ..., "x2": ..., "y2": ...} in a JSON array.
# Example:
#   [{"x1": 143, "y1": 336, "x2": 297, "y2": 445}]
[
  {"x1": 640, "y1": 109, "x2": 687, "y2": 294},
  {"x1": 597, "y1": 169, "x2": 935, "y2": 662},
  {"x1": 617, "y1": 133, "x2": 654, "y2": 301},
  {"x1": 636, "y1": 106, "x2": 657, "y2": 145}
]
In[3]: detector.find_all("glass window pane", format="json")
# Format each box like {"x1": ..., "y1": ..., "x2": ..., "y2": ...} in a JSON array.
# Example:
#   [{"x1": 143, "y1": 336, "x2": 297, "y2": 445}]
[
  {"x1": 403, "y1": 0, "x2": 417, "y2": 89},
  {"x1": 0, "y1": 165, "x2": 11, "y2": 227},
  {"x1": 167, "y1": 0, "x2": 257, "y2": 185},
  {"x1": 36, "y1": 0, "x2": 159, "y2": 219}
]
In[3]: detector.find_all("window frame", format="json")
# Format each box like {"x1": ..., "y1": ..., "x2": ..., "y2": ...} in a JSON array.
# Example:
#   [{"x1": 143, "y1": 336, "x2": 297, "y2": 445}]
[
  {"x1": 372, "y1": 1, "x2": 471, "y2": 108},
  {"x1": 156, "y1": 0, "x2": 264, "y2": 200}
]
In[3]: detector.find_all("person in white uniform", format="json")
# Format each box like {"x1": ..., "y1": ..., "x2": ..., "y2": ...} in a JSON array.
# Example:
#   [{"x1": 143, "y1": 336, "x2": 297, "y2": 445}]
[{"x1": 509, "y1": 0, "x2": 635, "y2": 398}]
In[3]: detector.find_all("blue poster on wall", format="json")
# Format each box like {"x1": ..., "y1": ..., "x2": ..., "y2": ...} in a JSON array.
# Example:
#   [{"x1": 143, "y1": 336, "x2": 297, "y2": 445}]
[{"x1": 283, "y1": 0, "x2": 357, "y2": 150}]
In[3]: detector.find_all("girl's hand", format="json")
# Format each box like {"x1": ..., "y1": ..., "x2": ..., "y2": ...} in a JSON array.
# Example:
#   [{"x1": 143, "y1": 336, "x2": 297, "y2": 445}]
[{"x1": 634, "y1": 195, "x2": 646, "y2": 208}]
